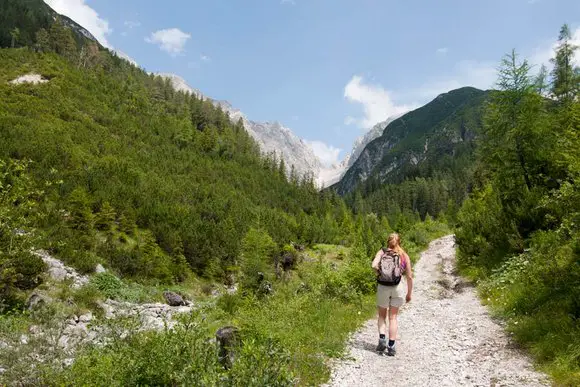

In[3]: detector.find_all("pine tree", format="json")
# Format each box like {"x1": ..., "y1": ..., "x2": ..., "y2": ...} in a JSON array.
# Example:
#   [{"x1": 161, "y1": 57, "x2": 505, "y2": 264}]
[
  {"x1": 550, "y1": 24, "x2": 579, "y2": 105},
  {"x1": 10, "y1": 27, "x2": 19, "y2": 48},
  {"x1": 534, "y1": 64, "x2": 549, "y2": 96},
  {"x1": 35, "y1": 28, "x2": 50, "y2": 52},
  {"x1": 96, "y1": 201, "x2": 116, "y2": 231},
  {"x1": 49, "y1": 19, "x2": 77, "y2": 59},
  {"x1": 483, "y1": 50, "x2": 544, "y2": 192}
]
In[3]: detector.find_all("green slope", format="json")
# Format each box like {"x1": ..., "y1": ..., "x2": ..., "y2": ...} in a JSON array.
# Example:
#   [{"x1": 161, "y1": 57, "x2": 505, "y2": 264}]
[{"x1": 0, "y1": 48, "x2": 347, "y2": 283}]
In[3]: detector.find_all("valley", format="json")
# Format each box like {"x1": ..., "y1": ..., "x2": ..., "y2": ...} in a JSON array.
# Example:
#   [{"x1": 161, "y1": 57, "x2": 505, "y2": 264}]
[{"x1": 0, "y1": 0, "x2": 579, "y2": 386}]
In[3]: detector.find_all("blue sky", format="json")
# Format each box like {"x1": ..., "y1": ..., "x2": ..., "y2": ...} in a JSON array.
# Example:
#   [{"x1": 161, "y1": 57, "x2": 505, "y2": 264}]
[{"x1": 45, "y1": 0, "x2": 579, "y2": 166}]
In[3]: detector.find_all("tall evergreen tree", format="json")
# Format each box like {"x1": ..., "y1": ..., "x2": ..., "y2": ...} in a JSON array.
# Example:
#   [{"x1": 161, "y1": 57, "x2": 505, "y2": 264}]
[{"x1": 550, "y1": 24, "x2": 579, "y2": 105}]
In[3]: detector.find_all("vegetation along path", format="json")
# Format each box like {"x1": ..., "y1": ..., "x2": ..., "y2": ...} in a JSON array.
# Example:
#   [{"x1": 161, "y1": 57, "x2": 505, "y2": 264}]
[{"x1": 326, "y1": 235, "x2": 550, "y2": 387}]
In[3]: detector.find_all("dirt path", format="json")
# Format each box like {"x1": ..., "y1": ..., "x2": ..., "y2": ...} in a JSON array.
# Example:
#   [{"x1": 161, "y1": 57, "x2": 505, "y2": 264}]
[{"x1": 326, "y1": 235, "x2": 550, "y2": 387}]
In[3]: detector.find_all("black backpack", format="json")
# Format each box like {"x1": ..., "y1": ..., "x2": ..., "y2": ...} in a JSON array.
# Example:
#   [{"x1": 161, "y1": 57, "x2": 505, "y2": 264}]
[{"x1": 377, "y1": 248, "x2": 402, "y2": 286}]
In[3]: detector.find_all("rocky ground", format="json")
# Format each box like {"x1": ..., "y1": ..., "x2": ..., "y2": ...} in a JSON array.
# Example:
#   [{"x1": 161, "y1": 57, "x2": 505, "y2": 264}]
[
  {"x1": 0, "y1": 251, "x2": 197, "y2": 381},
  {"x1": 326, "y1": 235, "x2": 550, "y2": 387}
]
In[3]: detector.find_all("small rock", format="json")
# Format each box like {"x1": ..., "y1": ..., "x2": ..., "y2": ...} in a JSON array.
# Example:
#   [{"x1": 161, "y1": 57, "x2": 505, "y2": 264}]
[
  {"x1": 163, "y1": 291, "x2": 186, "y2": 306},
  {"x1": 58, "y1": 335, "x2": 70, "y2": 349},
  {"x1": 174, "y1": 306, "x2": 192, "y2": 314},
  {"x1": 0, "y1": 367, "x2": 5, "y2": 374},
  {"x1": 141, "y1": 315, "x2": 165, "y2": 331},
  {"x1": 95, "y1": 264, "x2": 106, "y2": 273},
  {"x1": 98, "y1": 301, "x2": 115, "y2": 319},
  {"x1": 20, "y1": 334, "x2": 29, "y2": 345},
  {"x1": 48, "y1": 266, "x2": 68, "y2": 282},
  {"x1": 79, "y1": 312, "x2": 93, "y2": 323},
  {"x1": 29, "y1": 325, "x2": 42, "y2": 335},
  {"x1": 63, "y1": 358, "x2": 75, "y2": 367}
]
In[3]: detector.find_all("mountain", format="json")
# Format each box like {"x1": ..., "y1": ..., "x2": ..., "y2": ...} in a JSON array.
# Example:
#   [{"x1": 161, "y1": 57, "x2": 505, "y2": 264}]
[
  {"x1": 317, "y1": 113, "x2": 403, "y2": 187},
  {"x1": 0, "y1": 0, "x2": 100, "y2": 49},
  {"x1": 334, "y1": 87, "x2": 489, "y2": 195},
  {"x1": 158, "y1": 73, "x2": 322, "y2": 178}
]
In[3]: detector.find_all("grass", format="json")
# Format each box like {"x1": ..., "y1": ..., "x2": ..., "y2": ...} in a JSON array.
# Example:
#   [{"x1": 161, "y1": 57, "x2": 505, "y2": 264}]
[{"x1": 1, "y1": 224, "x2": 451, "y2": 386}]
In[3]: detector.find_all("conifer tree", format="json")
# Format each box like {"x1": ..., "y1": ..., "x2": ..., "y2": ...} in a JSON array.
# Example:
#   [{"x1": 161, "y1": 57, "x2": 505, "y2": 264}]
[{"x1": 550, "y1": 24, "x2": 579, "y2": 105}]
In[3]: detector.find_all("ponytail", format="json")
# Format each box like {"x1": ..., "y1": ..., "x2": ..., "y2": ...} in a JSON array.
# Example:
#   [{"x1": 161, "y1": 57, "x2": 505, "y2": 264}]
[{"x1": 387, "y1": 233, "x2": 407, "y2": 258}]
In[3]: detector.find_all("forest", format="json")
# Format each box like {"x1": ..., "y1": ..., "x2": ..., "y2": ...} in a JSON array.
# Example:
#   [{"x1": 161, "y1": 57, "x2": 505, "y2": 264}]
[{"x1": 454, "y1": 26, "x2": 580, "y2": 385}]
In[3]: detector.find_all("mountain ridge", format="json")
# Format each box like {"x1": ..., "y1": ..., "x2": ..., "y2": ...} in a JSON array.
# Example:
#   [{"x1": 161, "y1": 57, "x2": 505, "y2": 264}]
[
  {"x1": 157, "y1": 73, "x2": 323, "y2": 179},
  {"x1": 334, "y1": 86, "x2": 488, "y2": 195}
]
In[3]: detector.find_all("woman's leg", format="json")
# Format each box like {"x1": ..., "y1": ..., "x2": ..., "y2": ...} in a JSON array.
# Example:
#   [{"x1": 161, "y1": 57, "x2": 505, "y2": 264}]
[
  {"x1": 388, "y1": 306, "x2": 399, "y2": 341},
  {"x1": 377, "y1": 307, "x2": 388, "y2": 336}
]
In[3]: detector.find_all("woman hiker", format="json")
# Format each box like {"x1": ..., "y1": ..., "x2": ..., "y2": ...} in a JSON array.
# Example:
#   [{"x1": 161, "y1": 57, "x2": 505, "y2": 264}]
[{"x1": 371, "y1": 233, "x2": 413, "y2": 356}]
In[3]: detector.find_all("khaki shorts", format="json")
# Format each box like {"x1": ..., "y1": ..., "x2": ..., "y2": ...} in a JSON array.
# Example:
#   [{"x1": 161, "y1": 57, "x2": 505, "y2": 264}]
[{"x1": 376, "y1": 283, "x2": 405, "y2": 308}]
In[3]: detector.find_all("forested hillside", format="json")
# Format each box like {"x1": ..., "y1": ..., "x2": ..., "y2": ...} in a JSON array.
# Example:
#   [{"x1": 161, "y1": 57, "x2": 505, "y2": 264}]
[
  {"x1": 336, "y1": 87, "x2": 487, "y2": 226},
  {"x1": 455, "y1": 26, "x2": 580, "y2": 386}
]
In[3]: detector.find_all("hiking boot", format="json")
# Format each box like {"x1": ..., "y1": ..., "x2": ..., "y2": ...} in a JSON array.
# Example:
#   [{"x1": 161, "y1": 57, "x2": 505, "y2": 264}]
[
  {"x1": 387, "y1": 345, "x2": 396, "y2": 356},
  {"x1": 376, "y1": 338, "x2": 387, "y2": 352}
]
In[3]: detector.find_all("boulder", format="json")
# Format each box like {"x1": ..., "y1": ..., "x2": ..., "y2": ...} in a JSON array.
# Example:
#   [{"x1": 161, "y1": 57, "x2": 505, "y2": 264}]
[
  {"x1": 163, "y1": 291, "x2": 186, "y2": 306},
  {"x1": 26, "y1": 292, "x2": 51, "y2": 311},
  {"x1": 216, "y1": 326, "x2": 239, "y2": 369}
]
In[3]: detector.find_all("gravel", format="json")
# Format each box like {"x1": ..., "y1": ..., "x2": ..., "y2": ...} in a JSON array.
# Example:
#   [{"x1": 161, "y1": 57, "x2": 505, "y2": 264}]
[{"x1": 326, "y1": 235, "x2": 550, "y2": 387}]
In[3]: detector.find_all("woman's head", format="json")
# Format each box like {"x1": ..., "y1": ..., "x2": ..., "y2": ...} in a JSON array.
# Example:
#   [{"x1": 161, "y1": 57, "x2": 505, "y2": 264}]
[
  {"x1": 387, "y1": 233, "x2": 405, "y2": 256},
  {"x1": 387, "y1": 233, "x2": 401, "y2": 249}
]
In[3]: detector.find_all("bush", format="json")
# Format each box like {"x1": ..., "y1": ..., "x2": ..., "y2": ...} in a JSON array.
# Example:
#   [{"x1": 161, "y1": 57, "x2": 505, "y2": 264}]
[
  {"x1": 239, "y1": 228, "x2": 277, "y2": 294},
  {"x1": 0, "y1": 159, "x2": 47, "y2": 311},
  {"x1": 48, "y1": 313, "x2": 295, "y2": 386}
]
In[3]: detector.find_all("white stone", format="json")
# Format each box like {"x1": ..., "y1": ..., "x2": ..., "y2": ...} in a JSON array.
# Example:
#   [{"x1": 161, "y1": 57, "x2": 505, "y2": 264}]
[
  {"x1": 95, "y1": 263, "x2": 106, "y2": 273},
  {"x1": 79, "y1": 312, "x2": 93, "y2": 323},
  {"x1": 9, "y1": 73, "x2": 48, "y2": 85}
]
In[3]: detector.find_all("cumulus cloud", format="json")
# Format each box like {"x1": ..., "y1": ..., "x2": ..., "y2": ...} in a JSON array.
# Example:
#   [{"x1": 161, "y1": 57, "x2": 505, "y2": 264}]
[
  {"x1": 436, "y1": 47, "x2": 449, "y2": 55},
  {"x1": 146, "y1": 28, "x2": 191, "y2": 56},
  {"x1": 44, "y1": 0, "x2": 111, "y2": 47},
  {"x1": 306, "y1": 140, "x2": 342, "y2": 167},
  {"x1": 344, "y1": 75, "x2": 415, "y2": 128}
]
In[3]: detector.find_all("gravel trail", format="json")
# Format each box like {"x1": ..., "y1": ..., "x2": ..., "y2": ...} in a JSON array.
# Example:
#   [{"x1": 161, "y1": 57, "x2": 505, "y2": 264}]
[{"x1": 326, "y1": 235, "x2": 550, "y2": 387}]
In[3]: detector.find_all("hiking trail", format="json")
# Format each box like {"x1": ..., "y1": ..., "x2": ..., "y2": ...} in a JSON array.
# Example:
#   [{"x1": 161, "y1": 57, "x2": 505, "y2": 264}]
[{"x1": 326, "y1": 235, "x2": 550, "y2": 387}]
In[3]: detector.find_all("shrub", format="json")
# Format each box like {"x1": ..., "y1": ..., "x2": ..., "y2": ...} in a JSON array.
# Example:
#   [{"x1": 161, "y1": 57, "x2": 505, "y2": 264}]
[{"x1": 239, "y1": 228, "x2": 277, "y2": 294}]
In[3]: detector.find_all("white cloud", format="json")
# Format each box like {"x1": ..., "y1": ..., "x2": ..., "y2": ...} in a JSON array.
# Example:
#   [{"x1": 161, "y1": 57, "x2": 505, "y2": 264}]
[
  {"x1": 281, "y1": 0, "x2": 296, "y2": 5},
  {"x1": 530, "y1": 26, "x2": 580, "y2": 69},
  {"x1": 306, "y1": 140, "x2": 342, "y2": 167},
  {"x1": 436, "y1": 47, "x2": 449, "y2": 55},
  {"x1": 44, "y1": 0, "x2": 111, "y2": 47},
  {"x1": 201, "y1": 54, "x2": 211, "y2": 61},
  {"x1": 146, "y1": 28, "x2": 191, "y2": 56},
  {"x1": 344, "y1": 75, "x2": 415, "y2": 128}
]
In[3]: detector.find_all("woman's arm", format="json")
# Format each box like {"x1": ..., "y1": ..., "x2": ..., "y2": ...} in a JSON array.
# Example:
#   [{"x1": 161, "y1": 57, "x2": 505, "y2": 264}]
[
  {"x1": 371, "y1": 250, "x2": 383, "y2": 274},
  {"x1": 405, "y1": 254, "x2": 413, "y2": 302}
]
